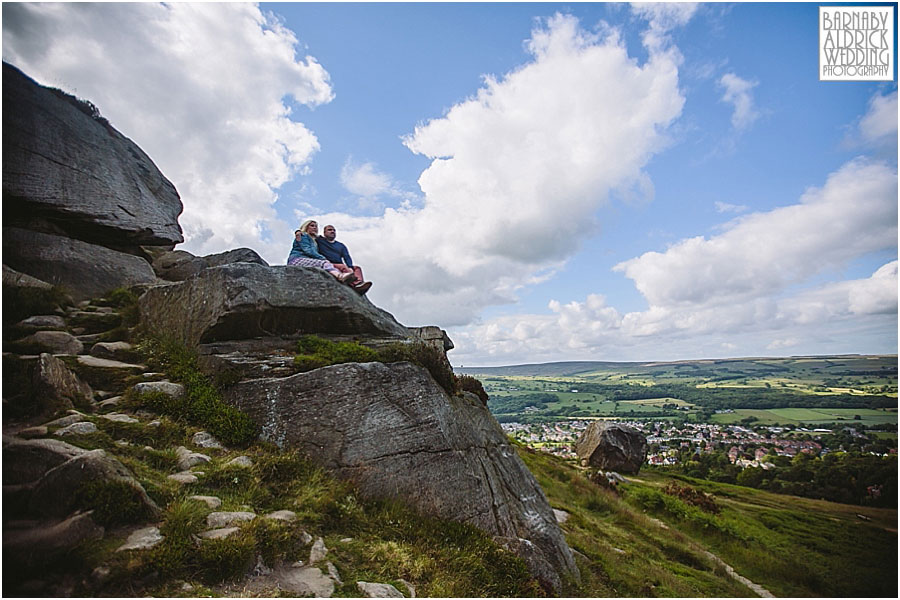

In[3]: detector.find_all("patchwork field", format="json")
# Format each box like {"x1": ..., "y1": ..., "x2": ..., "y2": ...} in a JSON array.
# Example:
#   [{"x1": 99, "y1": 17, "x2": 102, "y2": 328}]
[{"x1": 465, "y1": 355, "x2": 898, "y2": 424}]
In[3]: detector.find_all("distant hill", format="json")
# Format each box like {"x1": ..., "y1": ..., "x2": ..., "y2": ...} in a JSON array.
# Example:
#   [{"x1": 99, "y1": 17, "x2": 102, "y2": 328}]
[
  {"x1": 457, "y1": 355, "x2": 898, "y2": 378},
  {"x1": 457, "y1": 360, "x2": 637, "y2": 376}
]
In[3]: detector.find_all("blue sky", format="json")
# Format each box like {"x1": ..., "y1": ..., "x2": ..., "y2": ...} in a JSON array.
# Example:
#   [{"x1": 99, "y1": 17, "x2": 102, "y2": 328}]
[{"x1": 3, "y1": 2, "x2": 897, "y2": 365}]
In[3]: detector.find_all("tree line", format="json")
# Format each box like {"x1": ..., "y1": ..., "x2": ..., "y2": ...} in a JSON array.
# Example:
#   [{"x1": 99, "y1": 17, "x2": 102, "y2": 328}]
[{"x1": 654, "y1": 445, "x2": 897, "y2": 507}]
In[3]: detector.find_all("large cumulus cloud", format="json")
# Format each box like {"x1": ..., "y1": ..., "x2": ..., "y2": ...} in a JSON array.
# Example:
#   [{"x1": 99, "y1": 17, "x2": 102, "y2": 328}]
[{"x1": 331, "y1": 12, "x2": 686, "y2": 325}]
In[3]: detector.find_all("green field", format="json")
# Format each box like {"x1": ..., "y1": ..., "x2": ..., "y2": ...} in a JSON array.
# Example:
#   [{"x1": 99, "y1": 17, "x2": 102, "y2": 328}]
[{"x1": 711, "y1": 407, "x2": 898, "y2": 426}]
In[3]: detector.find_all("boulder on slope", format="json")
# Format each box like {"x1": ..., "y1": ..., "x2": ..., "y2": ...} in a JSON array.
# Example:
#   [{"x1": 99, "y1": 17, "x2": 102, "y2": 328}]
[{"x1": 575, "y1": 422, "x2": 647, "y2": 474}]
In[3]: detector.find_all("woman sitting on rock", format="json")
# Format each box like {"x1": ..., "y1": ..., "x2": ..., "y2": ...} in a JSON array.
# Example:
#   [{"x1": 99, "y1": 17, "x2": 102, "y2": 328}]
[{"x1": 287, "y1": 220, "x2": 357, "y2": 285}]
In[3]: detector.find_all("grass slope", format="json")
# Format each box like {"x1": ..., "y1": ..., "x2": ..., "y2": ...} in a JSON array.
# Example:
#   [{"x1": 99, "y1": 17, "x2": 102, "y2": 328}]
[{"x1": 522, "y1": 445, "x2": 898, "y2": 598}]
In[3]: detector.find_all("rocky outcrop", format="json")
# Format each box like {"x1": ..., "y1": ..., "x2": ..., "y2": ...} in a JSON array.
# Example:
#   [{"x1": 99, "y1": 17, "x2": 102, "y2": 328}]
[
  {"x1": 1, "y1": 62, "x2": 186, "y2": 300},
  {"x1": 138, "y1": 262, "x2": 410, "y2": 348},
  {"x1": 3, "y1": 264, "x2": 55, "y2": 291},
  {"x1": 145, "y1": 247, "x2": 269, "y2": 282},
  {"x1": 2, "y1": 61, "x2": 580, "y2": 594},
  {"x1": 4, "y1": 511, "x2": 105, "y2": 565},
  {"x1": 224, "y1": 360, "x2": 578, "y2": 591},
  {"x1": 575, "y1": 422, "x2": 647, "y2": 474},
  {"x1": 3, "y1": 62, "x2": 183, "y2": 248},
  {"x1": 409, "y1": 325, "x2": 455, "y2": 352}
]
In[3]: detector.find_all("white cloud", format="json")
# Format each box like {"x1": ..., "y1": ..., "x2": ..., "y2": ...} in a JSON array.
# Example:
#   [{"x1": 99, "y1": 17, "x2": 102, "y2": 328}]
[
  {"x1": 303, "y1": 11, "x2": 687, "y2": 326},
  {"x1": 341, "y1": 159, "x2": 394, "y2": 198},
  {"x1": 779, "y1": 261, "x2": 898, "y2": 322},
  {"x1": 614, "y1": 159, "x2": 897, "y2": 308},
  {"x1": 714, "y1": 201, "x2": 748, "y2": 214},
  {"x1": 450, "y1": 159, "x2": 897, "y2": 364},
  {"x1": 2, "y1": 6, "x2": 689, "y2": 328},
  {"x1": 857, "y1": 90, "x2": 898, "y2": 150},
  {"x1": 718, "y1": 72, "x2": 759, "y2": 130},
  {"x1": 630, "y1": 2, "x2": 699, "y2": 52},
  {"x1": 339, "y1": 158, "x2": 418, "y2": 213},
  {"x1": 767, "y1": 338, "x2": 799, "y2": 350},
  {"x1": 2, "y1": 2, "x2": 333, "y2": 263}
]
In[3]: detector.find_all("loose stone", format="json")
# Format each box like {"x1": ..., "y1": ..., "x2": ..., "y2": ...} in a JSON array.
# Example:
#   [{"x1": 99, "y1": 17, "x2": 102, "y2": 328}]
[
  {"x1": 263, "y1": 510, "x2": 297, "y2": 522},
  {"x1": 226, "y1": 455, "x2": 253, "y2": 468},
  {"x1": 188, "y1": 495, "x2": 223, "y2": 509},
  {"x1": 116, "y1": 526, "x2": 164, "y2": 552},
  {"x1": 198, "y1": 527, "x2": 240, "y2": 540},
  {"x1": 206, "y1": 511, "x2": 257, "y2": 529},
  {"x1": 168, "y1": 471, "x2": 198, "y2": 485},
  {"x1": 309, "y1": 537, "x2": 328, "y2": 565},
  {"x1": 192, "y1": 431, "x2": 224, "y2": 449},
  {"x1": 357, "y1": 581, "x2": 405, "y2": 598},
  {"x1": 54, "y1": 422, "x2": 98, "y2": 436}
]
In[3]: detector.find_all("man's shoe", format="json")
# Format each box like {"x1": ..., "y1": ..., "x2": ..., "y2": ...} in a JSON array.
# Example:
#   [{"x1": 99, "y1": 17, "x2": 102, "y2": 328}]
[
  {"x1": 339, "y1": 272, "x2": 358, "y2": 285},
  {"x1": 354, "y1": 281, "x2": 373, "y2": 295}
]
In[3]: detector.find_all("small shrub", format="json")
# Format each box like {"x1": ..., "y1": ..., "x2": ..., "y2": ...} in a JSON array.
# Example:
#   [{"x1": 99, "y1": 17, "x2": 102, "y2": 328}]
[
  {"x1": 255, "y1": 450, "x2": 318, "y2": 496},
  {"x1": 247, "y1": 518, "x2": 305, "y2": 567},
  {"x1": 95, "y1": 416, "x2": 186, "y2": 449},
  {"x1": 104, "y1": 287, "x2": 140, "y2": 308},
  {"x1": 74, "y1": 480, "x2": 156, "y2": 526},
  {"x1": 293, "y1": 355, "x2": 329, "y2": 371},
  {"x1": 150, "y1": 499, "x2": 208, "y2": 577},
  {"x1": 663, "y1": 483, "x2": 720, "y2": 514},
  {"x1": 626, "y1": 486, "x2": 665, "y2": 512},
  {"x1": 196, "y1": 534, "x2": 257, "y2": 583},
  {"x1": 293, "y1": 335, "x2": 378, "y2": 371},
  {"x1": 456, "y1": 374, "x2": 489, "y2": 405}
]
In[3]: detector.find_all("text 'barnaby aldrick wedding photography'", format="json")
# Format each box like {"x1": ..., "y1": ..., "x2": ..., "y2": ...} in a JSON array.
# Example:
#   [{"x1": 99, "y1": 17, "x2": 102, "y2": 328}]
[{"x1": 820, "y1": 6, "x2": 895, "y2": 81}]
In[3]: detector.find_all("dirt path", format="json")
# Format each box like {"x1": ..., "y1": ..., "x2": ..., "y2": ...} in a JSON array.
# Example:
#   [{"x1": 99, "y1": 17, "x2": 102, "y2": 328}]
[
  {"x1": 645, "y1": 516, "x2": 774, "y2": 598},
  {"x1": 698, "y1": 549, "x2": 774, "y2": 598}
]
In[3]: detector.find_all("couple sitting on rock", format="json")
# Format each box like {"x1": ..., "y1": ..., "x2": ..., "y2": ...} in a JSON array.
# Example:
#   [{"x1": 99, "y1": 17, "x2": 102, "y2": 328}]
[{"x1": 287, "y1": 220, "x2": 372, "y2": 295}]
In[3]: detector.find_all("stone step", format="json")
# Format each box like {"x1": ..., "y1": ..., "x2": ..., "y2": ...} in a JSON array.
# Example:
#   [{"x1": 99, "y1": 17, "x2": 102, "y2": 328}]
[
  {"x1": 67, "y1": 311, "x2": 122, "y2": 335},
  {"x1": 71, "y1": 355, "x2": 147, "y2": 390}
]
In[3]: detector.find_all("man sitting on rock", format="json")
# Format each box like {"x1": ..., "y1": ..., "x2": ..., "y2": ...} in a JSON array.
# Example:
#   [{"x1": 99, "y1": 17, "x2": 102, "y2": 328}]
[{"x1": 316, "y1": 224, "x2": 372, "y2": 295}]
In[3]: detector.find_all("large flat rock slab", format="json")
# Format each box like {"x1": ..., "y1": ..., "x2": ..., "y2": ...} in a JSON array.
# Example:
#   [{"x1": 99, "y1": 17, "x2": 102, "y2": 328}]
[
  {"x1": 138, "y1": 263, "x2": 410, "y2": 347},
  {"x1": 224, "y1": 361, "x2": 577, "y2": 591}
]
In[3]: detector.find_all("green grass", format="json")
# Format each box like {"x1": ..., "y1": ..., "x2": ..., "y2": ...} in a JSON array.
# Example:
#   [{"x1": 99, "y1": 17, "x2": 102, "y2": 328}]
[
  {"x1": 520, "y1": 446, "x2": 898, "y2": 598},
  {"x1": 52, "y1": 434, "x2": 546, "y2": 597},
  {"x1": 293, "y1": 334, "x2": 379, "y2": 371},
  {"x1": 472, "y1": 359, "x2": 898, "y2": 420},
  {"x1": 131, "y1": 336, "x2": 259, "y2": 446},
  {"x1": 518, "y1": 446, "x2": 753, "y2": 597}
]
